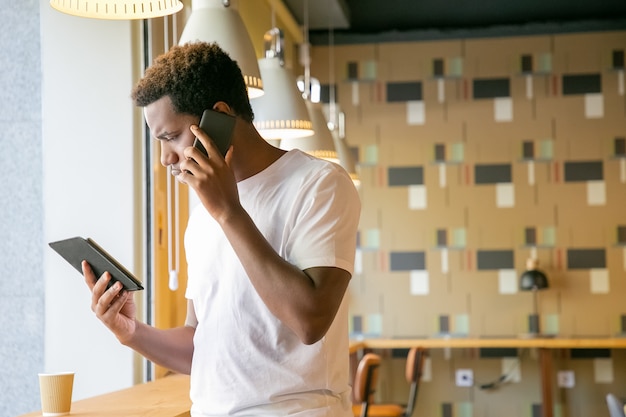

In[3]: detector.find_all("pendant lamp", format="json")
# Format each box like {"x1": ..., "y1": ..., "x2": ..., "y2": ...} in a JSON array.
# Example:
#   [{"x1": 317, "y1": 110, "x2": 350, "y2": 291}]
[
  {"x1": 251, "y1": 28, "x2": 314, "y2": 140},
  {"x1": 277, "y1": 0, "x2": 336, "y2": 159},
  {"x1": 179, "y1": 0, "x2": 263, "y2": 99},
  {"x1": 280, "y1": 99, "x2": 338, "y2": 163},
  {"x1": 322, "y1": 19, "x2": 359, "y2": 183},
  {"x1": 333, "y1": 111, "x2": 360, "y2": 187},
  {"x1": 50, "y1": 0, "x2": 183, "y2": 19}
]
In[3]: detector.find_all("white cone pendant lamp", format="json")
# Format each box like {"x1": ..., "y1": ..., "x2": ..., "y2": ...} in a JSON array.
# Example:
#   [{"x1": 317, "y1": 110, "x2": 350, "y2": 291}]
[
  {"x1": 332, "y1": 112, "x2": 360, "y2": 187},
  {"x1": 280, "y1": 100, "x2": 338, "y2": 163},
  {"x1": 251, "y1": 28, "x2": 314, "y2": 140},
  {"x1": 179, "y1": 0, "x2": 263, "y2": 98}
]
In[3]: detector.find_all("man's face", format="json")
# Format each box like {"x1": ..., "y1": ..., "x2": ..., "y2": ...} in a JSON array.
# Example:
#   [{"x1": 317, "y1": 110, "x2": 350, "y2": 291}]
[{"x1": 144, "y1": 96, "x2": 198, "y2": 177}]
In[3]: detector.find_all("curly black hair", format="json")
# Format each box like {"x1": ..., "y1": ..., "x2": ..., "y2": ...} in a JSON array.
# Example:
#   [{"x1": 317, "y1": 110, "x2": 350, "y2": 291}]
[{"x1": 131, "y1": 41, "x2": 254, "y2": 122}]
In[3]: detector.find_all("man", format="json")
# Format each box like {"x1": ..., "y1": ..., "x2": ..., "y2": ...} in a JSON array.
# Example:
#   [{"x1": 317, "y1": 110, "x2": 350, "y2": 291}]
[{"x1": 83, "y1": 41, "x2": 361, "y2": 416}]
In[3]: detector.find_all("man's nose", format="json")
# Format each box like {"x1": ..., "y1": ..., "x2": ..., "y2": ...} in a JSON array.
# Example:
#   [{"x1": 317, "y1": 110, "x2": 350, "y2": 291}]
[{"x1": 160, "y1": 142, "x2": 179, "y2": 167}]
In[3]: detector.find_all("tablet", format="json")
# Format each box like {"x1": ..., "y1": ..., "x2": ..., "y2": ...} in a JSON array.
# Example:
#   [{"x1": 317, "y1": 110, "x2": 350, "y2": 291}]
[{"x1": 49, "y1": 236, "x2": 144, "y2": 291}]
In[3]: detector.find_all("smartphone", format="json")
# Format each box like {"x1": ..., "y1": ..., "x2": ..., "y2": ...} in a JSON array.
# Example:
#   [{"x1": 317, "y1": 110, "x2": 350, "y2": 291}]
[{"x1": 194, "y1": 109, "x2": 236, "y2": 158}]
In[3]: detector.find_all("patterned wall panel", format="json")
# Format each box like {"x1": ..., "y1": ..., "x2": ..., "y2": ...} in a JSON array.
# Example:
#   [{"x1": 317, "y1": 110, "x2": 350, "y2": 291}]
[{"x1": 310, "y1": 30, "x2": 626, "y2": 414}]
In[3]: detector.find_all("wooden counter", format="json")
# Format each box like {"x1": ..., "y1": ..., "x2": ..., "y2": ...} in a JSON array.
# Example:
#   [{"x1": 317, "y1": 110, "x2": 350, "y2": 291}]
[
  {"x1": 349, "y1": 336, "x2": 626, "y2": 350},
  {"x1": 348, "y1": 337, "x2": 626, "y2": 417},
  {"x1": 20, "y1": 337, "x2": 626, "y2": 417},
  {"x1": 19, "y1": 373, "x2": 190, "y2": 417}
]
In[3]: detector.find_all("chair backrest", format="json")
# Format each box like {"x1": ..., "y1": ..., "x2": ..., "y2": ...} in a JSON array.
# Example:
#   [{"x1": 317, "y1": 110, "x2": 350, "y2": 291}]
[
  {"x1": 403, "y1": 347, "x2": 426, "y2": 417},
  {"x1": 606, "y1": 393, "x2": 626, "y2": 417},
  {"x1": 353, "y1": 353, "x2": 382, "y2": 417}
]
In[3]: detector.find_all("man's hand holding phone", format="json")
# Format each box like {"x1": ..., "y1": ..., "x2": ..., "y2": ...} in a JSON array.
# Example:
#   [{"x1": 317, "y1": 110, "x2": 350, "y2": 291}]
[
  {"x1": 183, "y1": 108, "x2": 234, "y2": 175},
  {"x1": 183, "y1": 110, "x2": 242, "y2": 222},
  {"x1": 185, "y1": 108, "x2": 235, "y2": 174}
]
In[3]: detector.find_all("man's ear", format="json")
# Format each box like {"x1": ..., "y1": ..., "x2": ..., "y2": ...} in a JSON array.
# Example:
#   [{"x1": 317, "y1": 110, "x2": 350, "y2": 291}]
[{"x1": 212, "y1": 101, "x2": 232, "y2": 115}]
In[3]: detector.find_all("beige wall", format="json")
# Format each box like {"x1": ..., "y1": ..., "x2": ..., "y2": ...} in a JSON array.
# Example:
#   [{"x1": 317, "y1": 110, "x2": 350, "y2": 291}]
[{"x1": 311, "y1": 31, "x2": 626, "y2": 416}]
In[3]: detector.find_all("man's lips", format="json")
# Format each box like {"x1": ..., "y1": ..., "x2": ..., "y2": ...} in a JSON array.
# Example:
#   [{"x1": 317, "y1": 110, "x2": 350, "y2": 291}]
[{"x1": 170, "y1": 168, "x2": 182, "y2": 176}]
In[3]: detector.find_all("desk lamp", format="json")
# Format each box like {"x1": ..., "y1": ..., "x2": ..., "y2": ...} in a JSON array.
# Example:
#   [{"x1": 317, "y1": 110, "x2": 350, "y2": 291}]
[{"x1": 520, "y1": 257, "x2": 549, "y2": 336}]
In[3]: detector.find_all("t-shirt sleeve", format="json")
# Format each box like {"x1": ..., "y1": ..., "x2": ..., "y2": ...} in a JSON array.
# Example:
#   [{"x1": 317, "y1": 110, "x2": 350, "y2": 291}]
[{"x1": 285, "y1": 165, "x2": 361, "y2": 274}]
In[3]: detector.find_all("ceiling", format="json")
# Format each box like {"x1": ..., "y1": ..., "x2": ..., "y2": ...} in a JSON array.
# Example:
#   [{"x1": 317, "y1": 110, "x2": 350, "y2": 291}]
[{"x1": 282, "y1": 0, "x2": 626, "y2": 45}]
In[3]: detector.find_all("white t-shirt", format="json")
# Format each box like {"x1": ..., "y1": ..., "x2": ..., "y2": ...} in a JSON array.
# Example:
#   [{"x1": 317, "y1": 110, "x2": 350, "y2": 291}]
[{"x1": 184, "y1": 150, "x2": 361, "y2": 417}]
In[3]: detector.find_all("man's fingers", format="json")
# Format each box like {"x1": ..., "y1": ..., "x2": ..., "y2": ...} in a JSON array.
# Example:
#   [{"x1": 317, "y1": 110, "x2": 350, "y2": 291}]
[
  {"x1": 94, "y1": 280, "x2": 124, "y2": 316},
  {"x1": 190, "y1": 125, "x2": 221, "y2": 159},
  {"x1": 88, "y1": 270, "x2": 111, "y2": 311},
  {"x1": 82, "y1": 260, "x2": 97, "y2": 288}
]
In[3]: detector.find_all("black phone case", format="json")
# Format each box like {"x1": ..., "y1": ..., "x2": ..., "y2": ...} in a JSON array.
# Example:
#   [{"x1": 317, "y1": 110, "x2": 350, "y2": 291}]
[
  {"x1": 49, "y1": 236, "x2": 144, "y2": 291},
  {"x1": 196, "y1": 109, "x2": 236, "y2": 157}
]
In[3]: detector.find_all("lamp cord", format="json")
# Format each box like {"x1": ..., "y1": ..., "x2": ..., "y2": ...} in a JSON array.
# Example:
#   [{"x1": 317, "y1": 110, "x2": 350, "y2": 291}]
[
  {"x1": 327, "y1": 1, "x2": 336, "y2": 130},
  {"x1": 302, "y1": 0, "x2": 311, "y2": 101},
  {"x1": 164, "y1": 14, "x2": 179, "y2": 292}
]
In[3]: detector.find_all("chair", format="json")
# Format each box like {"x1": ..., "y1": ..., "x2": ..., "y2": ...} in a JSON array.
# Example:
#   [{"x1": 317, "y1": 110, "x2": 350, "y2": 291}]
[
  {"x1": 352, "y1": 353, "x2": 385, "y2": 417},
  {"x1": 606, "y1": 393, "x2": 626, "y2": 417},
  {"x1": 352, "y1": 347, "x2": 426, "y2": 417}
]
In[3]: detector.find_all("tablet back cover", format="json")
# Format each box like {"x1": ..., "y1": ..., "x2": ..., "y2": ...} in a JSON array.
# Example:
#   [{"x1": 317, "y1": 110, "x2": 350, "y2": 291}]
[{"x1": 49, "y1": 236, "x2": 143, "y2": 291}]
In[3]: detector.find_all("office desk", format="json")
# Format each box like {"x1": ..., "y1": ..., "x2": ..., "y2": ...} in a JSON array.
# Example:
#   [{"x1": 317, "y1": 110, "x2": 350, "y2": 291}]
[
  {"x1": 348, "y1": 337, "x2": 626, "y2": 417},
  {"x1": 19, "y1": 373, "x2": 191, "y2": 417}
]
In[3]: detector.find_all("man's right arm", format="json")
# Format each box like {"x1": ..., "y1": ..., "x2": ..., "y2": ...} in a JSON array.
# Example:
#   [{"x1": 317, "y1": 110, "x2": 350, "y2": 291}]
[
  {"x1": 123, "y1": 322, "x2": 195, "y2": 375},
  {"x1": 83, "y1": 261, "x2": 195, "y2": 375}
]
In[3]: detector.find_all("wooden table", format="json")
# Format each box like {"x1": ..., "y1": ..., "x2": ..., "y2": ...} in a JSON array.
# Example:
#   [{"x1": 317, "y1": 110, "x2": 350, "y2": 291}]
[
  {"x1": 348, "y1": 337, "x2": 626, "y2": 417},
  {"x1": 20, "y1": 338, "x2": 626, "y2": 417},
  {"x1": 19, "y1": 373, "x2": 191, "y2": 417}
]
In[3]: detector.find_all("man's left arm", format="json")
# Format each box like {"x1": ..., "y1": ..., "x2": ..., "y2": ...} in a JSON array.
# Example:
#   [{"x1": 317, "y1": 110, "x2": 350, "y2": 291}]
[{"x1": 220, "y1": 208, "x2": 352, "y2": 345}]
